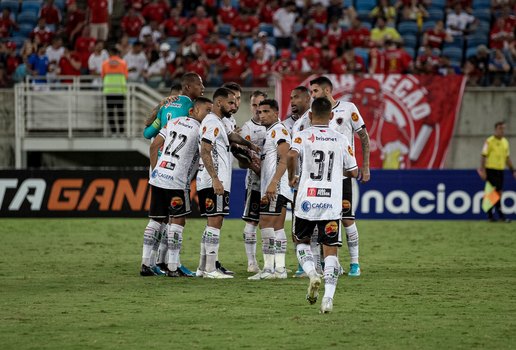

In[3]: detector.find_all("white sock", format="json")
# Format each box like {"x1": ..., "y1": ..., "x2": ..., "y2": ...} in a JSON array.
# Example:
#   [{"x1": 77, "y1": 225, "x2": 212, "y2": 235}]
[
  {"x1": 274, "y1": 229, "x2": 287, "y2": 271},
  {"x1": 198, "y1": 228, "x2": 207, "y2": 271},
  {"x1": 345, "y1": 223, "x2": 359, "y2": 264},
  {"x1": 204, "y1": 226, "x2": 220, "y2": 273},
  {"x1": 296, "y1": 243, "x2": 316, "y2": 276},
  {"x1": 157, "y1": 224, "x2": 168, "y2": 265},
  {"x1": 323, "y1": 255, "x2": 340, "y2": 299},
  {"x1": 243, "y1": 222, "x2": 258, "y2": 266},
  {"x1": 261, "y1": 227, "x2": 275, "y2": 271},
  {"x1": 150, "y1": 223, "x2": 166, "y2": 266},
  {"x1": 310, "y1": 228, "x2": 321, "y2": 273},
  {"x1": 167, "y1": 224, "x2": 184, "y2": 272},
  {"x1": 141, "y1": 220, "x2": 161, "y2": 266}
]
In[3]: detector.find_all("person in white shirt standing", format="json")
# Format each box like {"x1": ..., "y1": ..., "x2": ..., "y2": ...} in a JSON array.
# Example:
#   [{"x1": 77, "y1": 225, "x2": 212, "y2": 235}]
[
  {"x1": 251, "y1": 32, "x2": 277, "y2": 63},
  {"x1": 88, "y1": 40, "x2": 109, "y2": 85},
  {"x1": 123, "y1": 41, "x2": 148, "y2": 82},
  {"x1": 272, "y1": 1, "x2": 297, "y2": 49},
  {"x1": 287, "y1": 97, "x2": 358, "y2": 313},
  {"x1": 248, "y1": 99, "x2": 293, "y2": 280}
]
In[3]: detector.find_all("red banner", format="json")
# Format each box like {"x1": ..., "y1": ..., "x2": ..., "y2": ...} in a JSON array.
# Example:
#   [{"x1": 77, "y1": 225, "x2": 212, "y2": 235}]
[{"x1": 276, "y1": 74, "x2": 466, "y2": 169}]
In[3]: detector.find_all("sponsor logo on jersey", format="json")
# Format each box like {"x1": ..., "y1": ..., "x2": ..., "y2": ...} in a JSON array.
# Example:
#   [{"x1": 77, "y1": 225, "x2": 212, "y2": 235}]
[
  {"x1": 159, "y1": 161, "x2": 175, "y2": 170},
  {"x1": 324, "y1": 221, "x2": 339, "y2": 238},
  {"x1": 307, "y1": 187, "x2": 332, "y2": 197},
  {"x1": 271, "y1": 130, "x2": 276, "y2": 138},
  {"x1": 214, "y1": 127, "x2": 219, "y2": 136},
  {"x1": 301, "y1": 200, "x2": 311, "y2": 212},
  {"x1": 342, "y1": 200, "x2": 351, "y2": 213},
  {"x1": 348, "y1": 145, "x2": 354, "y2": 156},
  {"x1": 294, "y1": 137, "x2": 302, "y2": 144},
  {"x1": 351, "y1": 112, "x2": 359, "y2": 122},
  {"x1": 173, "y1": 119, "x2": 180, "y2": 125},
  {"x1": 309, "y1": 134, "x2": 337, "y2": 143},
  {"x1": 282, "y1": 129, "x2": 288, "y2": 135},
  {"x1": 308, "y1": 134, "x2": 315, "y2": 143},
  {"x1": 205, "y1": 198, "x2": 215, "y2": 211},
  {"x1": 301, "y1": 201, "x2": 334, "y2": 212},
  {"x1": 151, "y1": 169, "x2": 158, "y2": 178},
  {"x1": 171, "y1": 196, "x2": 184, "y2": 209}
]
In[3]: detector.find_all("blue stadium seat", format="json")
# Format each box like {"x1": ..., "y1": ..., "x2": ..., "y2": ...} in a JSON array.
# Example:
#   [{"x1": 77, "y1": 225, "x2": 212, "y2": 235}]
[
  {"x1": 402, "y1": 34, "x2": 417, "y2": 48},
  {"x1": 231, "y1": 0, "x2": 239, "y2": 9},
  {"x1": 0, "y1": 0, "x2": 19, "y2": 13},
  {"x1": 355, "y1": 0, "x2": 376, "y2": 11},
  {"x1": 17, "y1": 23, "x2": 34, "y2": 36},
  {"x1": 404, "y1": 47, "x2": 416, "y2": 59},
  {"x1": 357, "y1": 10, "x2": 371, "y2": 21},
  {"x1": 343, "y1": 0, "x2": 353, "y2": 7},
  {"x1": 466, "y1": 47, "x2": 477, "y2": 58},
  {"x1": 54, "y1": 0, "x2": 66, "y2": 11},
  {"x1": 10, "y1": 36, "x2": 26, "y2": 50},
  {"x1": 476, "y1": 20, "x2": 491, "y2": 34},
  {"x1": 443, "y1": 36, "x2": 464, "y2": 49},
  {"x1": 127, "y1": 37, "x2": 138, "y2": 45},
  {"x1": 354, "y1": 47, "x2": 369, "y2": 68},
  {"x1": 466, "y1": 34, "x2": 488, "y2": 49},
  {"x1": 398, "y1": 21, "x2": 419, "y2": 35},
  {"x1": 442, "y1": 47, "x2": 463, "y2": 62},
  {"x1": 258, "y1": 23, "x2": 273, "y2": 36},
  {"x1": 428, "y1": 0, "x2": 446, "y2": 10},
  {"x1": 267, "y1": 37, "x2": 276, "y2": 46},
  {"x1": 21, "y1": 0, "x2": 42, "y2": 13},
  {"x1": 422, "y1": 21, "x2": 436, "y2": 32},
  {"x1": 218, "y1": 24, "x2": 231, "y2": 36},
  {"x1": 472, "y1": 0, "x2": 491, "y2": 9},
  {"x1": 166, "y1": 38, "x2": 180, "y2": 52},
  {"x1": 472, "y1": 9, "x2": 491, "y2": 22},
  {"x1": 428, "y1": 9, "x2": 444, "y2": 21},
  {"x1": 17, "y1": 11, "x2": 38, "y2": 25},
  {"x1": 361, "y1": 21, "x2": 372, "y2": 31}
]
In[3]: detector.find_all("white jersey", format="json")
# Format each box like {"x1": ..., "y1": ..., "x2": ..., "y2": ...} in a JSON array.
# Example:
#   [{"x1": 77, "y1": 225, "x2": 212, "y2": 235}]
[
  {"x1": 240, "y1": 119, "x2": 266, "y2": 191},
  {"x1": 197, "y1": 113, "x2": 232, "y2": 191},
  {"x1": 222, "y1": 115, "x2": 236, "y2": 186},
  {"x1": 283, "y1": 114, "x2": 299, "y2": 135},
  {"x1": 149, "y1": 117, "x2": 201, "y2": 190},
  {"x1": 291, "y1": 110, "x2": 311, "y2": 137},
  {"x1": 291, "y1": 126, "x2": 357, "y2": 220},
  {"x1": 261, "y1": 122, "x2": 293, "y2": 201},
  {"x1": 328, "y1": 100, "x2": 365, "y2": 152}
]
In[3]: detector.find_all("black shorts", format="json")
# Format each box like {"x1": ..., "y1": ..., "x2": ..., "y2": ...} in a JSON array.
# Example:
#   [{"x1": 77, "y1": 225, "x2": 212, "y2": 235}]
[
  {"x1": 242, "y1": 189, "x2": 261, "y2": 222},
  {"x1": 293, "y1": 216, "x2": 342, "y2": 247},
  {"x1": 198, "y1": 188, "x2": 230, "y2": 217},
  {"x1": 342, "y1": 178, "x2": 355, "y2": 220},
  {"x1": 486, "y1": 168, "x2": 504, "y2": 191},
  {"x1": 149, "y1": 185, "x2": 191, "y2": 219},
  {"x1": 260, "y1": 194, "x2": 290, "y2": 216}
]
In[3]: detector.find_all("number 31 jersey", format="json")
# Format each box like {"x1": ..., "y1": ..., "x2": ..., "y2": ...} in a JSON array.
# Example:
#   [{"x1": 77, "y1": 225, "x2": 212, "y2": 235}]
[
  {"x1": 290, "y1": 126, "x2": 357, "y2": 221},
  {"x1": 149, "y1": 116, "x2": 201, "y2": 190}
]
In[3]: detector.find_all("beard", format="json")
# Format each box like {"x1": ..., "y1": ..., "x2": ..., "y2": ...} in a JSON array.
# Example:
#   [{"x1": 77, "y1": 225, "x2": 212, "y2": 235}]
[{"x1": 221, "y1": 106, "x2": 233, "y2": 118}]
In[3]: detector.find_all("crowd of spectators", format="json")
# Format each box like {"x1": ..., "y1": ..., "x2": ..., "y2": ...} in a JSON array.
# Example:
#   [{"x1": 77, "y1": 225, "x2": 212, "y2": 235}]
[{"x1": 0, "y1": 0, "x2": 515, "y2": 88}]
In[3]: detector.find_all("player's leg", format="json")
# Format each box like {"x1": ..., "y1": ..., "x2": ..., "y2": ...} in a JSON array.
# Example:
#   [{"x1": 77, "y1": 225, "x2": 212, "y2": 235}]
[
  {"x1": 242, "y1": 189, "x2": 261, "y2": 272},
  {"x1": 291, "y1": 190, "x2": 306, "y2": 278},
  {"x1": 273, "y1": 198, "x2": 289, "y2": 279},
  {"x1": 249, "y1": 213, "x2": 276, "y2": 280},
  {"x1": 293, "y1": 217, "x2": 321, "y2": 304},
  {"x1": 342, "y1": 178, "x2": 360, "y2": 277},
  {"x1": 319, "y1": 220, "x2": 342, "y2": 314}
]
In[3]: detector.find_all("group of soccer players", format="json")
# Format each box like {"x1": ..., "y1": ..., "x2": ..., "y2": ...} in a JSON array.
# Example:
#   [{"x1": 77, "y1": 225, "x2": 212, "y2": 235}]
[{"x1": 138, "y1": 73, "x2": 370, "y2": 314}]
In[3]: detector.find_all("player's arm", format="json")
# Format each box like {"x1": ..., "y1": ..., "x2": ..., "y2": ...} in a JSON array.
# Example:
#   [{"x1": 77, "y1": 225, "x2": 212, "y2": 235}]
[
  {"x1": 356, "y1": 127, "x2": 370, "y2": 183},
  {"x1": 228, "y1": 132, "x2": 260, "y2": 153},
  {"x1": 265, "y1": 142, "x2": 290, "y2": 201},
  {"x1": 344, "y1": 167, "x2": 359, "y2": 179},
  {"x1": 149, "y1": 133, "x2": 165, "y2": 169},
  {"x1": 478, "y1": 141, "x2": 489, "y2": 181},
  {"x1": 200, "y1": 140, "x2": 224, "y2": 195},
  {"x1": 287, "y1": 149, "x2": 299, "y2": 188}
]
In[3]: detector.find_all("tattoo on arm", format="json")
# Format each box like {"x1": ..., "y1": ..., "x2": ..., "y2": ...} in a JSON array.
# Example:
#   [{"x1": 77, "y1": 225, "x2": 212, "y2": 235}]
[
  {"x1": 357, "y1": 128, "x2": 370, "y2": 168},
  {"x1": 144, "y1": 103, "x2": 161, "y2": 127},
  {"x1": 200, "y1": 142, "x2": 219, "y2": 180}
]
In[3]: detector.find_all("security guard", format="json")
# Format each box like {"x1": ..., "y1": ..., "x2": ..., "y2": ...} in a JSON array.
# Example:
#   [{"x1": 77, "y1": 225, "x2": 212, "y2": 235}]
[{"x1": 102, "y1": 47, "x2": 128, "y2": 135}]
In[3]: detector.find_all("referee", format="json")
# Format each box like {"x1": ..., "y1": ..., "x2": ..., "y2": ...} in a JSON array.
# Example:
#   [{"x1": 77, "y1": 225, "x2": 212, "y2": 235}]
[{"x1": 479, "y1": 121, "x2": 516, "y2": 222}]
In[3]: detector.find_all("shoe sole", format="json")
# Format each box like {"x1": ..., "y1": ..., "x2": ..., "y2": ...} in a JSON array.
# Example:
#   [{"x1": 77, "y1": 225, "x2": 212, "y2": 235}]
[
  {"x1": 348, "y1": 270, "x2": 361, "y2": 277},
  {"x1": 307, "y1": 277, "x2": 321, "y2": 305}
]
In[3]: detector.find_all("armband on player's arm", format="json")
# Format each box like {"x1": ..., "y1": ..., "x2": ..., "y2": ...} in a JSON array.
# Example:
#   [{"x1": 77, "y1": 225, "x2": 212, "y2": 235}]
[{"x1": 143, "y1": 118, "x2": 161, "y2": 139}]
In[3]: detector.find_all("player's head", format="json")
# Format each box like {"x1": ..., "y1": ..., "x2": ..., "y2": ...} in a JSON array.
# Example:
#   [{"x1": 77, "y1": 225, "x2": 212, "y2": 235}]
[
  {"x1": 108, "y1": 45, "x2": 120, "y2": 56},
  {"x1": 191, "y1": 96, "x2": 213, "y2": 122},
  {"x1": 258, "y1": 99, "x2": 279, "y2": 127},
  {"x1": 222, "y1": 82, "x2": 242, "y2": 113},
  {"x1": 309, "y1": 97, "x2": 333, "y2": 125},
  {"x1": 250, "y1": 90, "x2": 267, "y2": 121},
  {"x1": 213, "y1": 87, "x2": 236, "y2": 118},
  {"x1": 309, "y1": 76, "x2": 333, "y2": 99},
  {"x1": 352, "y1": 78, "x2": 384, "y2": 122},
  {"x1": 181, "y1": 72, "x2": 204, "y2": 99},
  {"x1": 494, "y1": 121, "x2": 506, "y2": 137},
  {"x1": 290, "y1": 86, "x2": 310, "y2": 116},
  {"x1": 169, "y1": 83, "x2": 182, "y2": 96}
]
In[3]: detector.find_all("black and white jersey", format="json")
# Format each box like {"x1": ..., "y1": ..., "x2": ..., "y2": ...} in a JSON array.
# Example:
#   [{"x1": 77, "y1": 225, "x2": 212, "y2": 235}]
[
  {"x1": 328, "y1": 101, "x2": 365, "y2": 153},
  {"x1": 240, "y1": 119, "x2": 266, "y2": 191}
]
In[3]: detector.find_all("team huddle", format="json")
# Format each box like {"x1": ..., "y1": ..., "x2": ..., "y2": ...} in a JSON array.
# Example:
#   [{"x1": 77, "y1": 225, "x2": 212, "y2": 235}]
[{"x1": 139, "y1": 73, "x2": 370, "y2": 314}]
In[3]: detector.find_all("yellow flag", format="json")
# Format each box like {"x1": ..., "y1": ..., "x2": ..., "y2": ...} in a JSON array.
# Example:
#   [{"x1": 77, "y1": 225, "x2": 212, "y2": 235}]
[{"x1": 482, "y1": 181, "x2": 500, "y2": 212}]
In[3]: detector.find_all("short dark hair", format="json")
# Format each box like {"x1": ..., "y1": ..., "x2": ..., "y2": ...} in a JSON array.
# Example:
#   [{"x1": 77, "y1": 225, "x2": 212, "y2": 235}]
[
  {"x1": 170, "y1": 83, "x2": 182, "y2": 93},
  {"x1": 109, "y1": 46, "x2": 120, "y2": 55},
  {"x1": 213, "y1": 87, "x2": 235, "y2": 100},
  {"x1": 495, "y1": 121, "x2": 506, "y2": 128},
  {"x1": 181, "y1": 72, "x2": 200, "y2": 88},
  {"x1": 222, "y1": 82, "x2": 242, "y2": 93},
  {"x1": 251, "y1": 90, "x2": 267, "y2": 99},
  {"x1": 292, "y1": 86, "x2": 309, "y2": 95},
  {"x1": 259, "y1": 99, "x2": 279, "y2": 111},
  {"x1": 311, "y1": 97, "x2": 332, "y2": 118},
  {"x1": 309, "y1": 76, "x2": 333, "y2": 91},
  {"x1": 194, "y1": 96, "x2": 213, "y2": 106}
]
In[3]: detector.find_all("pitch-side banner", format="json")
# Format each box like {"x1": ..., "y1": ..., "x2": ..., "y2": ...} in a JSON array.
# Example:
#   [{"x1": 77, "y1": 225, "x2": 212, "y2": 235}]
[
  {"x1": 276, "y1": 74, "x2": 466, "y2": 169},
  {"x1": 1, "y1": 170, "x2": 514, "y2": 219}
]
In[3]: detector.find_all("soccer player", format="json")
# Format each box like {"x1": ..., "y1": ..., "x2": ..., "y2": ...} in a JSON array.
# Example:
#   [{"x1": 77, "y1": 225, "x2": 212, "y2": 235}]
[
  {"x1": 287, "y1": 97, "x2": 359, "y2": 313},
  {"x1": 283, "y1": 86, "x2": 311, "y2": 135},
  {"x1": 147, "y1": 97, "x2": 213, "y2": 277},
  {"x1": 239, "y1": 91, "x2": 267, "y2": 273},
  {"x1": 196, "y1": 88, "x2": 260, "y2": 279},
  {"x1": 293, "y1": 76, "x2": 370, "y2": 277},
  {"x1": 249, "y1": 99, "x2": 293, "y2": 280}
]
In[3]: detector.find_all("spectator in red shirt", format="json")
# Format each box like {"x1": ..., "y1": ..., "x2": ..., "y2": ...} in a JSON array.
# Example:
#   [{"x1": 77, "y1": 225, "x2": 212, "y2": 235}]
[
  {"x1": 31, "y1": 18, "x2": 55, "y2": 46},
  {"x1": 218, "y1": 42, "x2": 247, "y2": 83},
  {"x1": 415, "y1": 45, "x2": 440, "y2": 74},
  {"x1": 39, "y1": 0, "x2": 62, "y2": 28},
  {"x1": 260, "y1": 0, "x2": 279, "y2": 24},
  {"x1": 369, "y1": 45, "x2": 385, "y2": 74},
  {"x1": 64, "y1": 1, "x2": 86, "y2": 44},
  {"x1": 141, "y1": 0, "x2": 169, "y2": 24},
  {"x1": 297, "y1": 44, "x2": 323, "y2": 74},
  {"x1": 326, "y1": 17, "x2": 345, "y2": 51},
  {"x1": 343, "y1": 46, "x2": 366, "y2": 73},
  {"x1": 271, "y1": 49, "x2": 299, "y2": 75},
  {"x1": 383, "y1": 40, "x2": 413, "y2": 74},
  {"x1": 184, "y1": 54, "x2": 208, "y2": 82},
  {"x1": 422, "y1": 20, "x2": 452, "y2": 50},
  {"x1": 240, "y1": 0, "x2": 262, "y2": 11},
  {"x1": 87, "y1": 0, "x2": 110, "y2": 41},
  {"x1": 188, "y1": 6, "x2": 215, "y2": 39},
  {"x1": 490, "y1": 18, "x2": 514, "y2": 50},
  {"x1": 346, "y1": 18, "x2": 370, "y2": 48},
  {"x1": 161, "y1": 7, "x2": 187, "y2": 38},
  {"x1": 311, "y1": 3, "x2": 328, "y2": 25},
  {"x1": 232, "y1": 9, "x2": 260, "y2": 39},
  {"x1": 201, "y1": 32, "x2": 227, "y2": 63},
  {"x1": 217, "y1": 0, "x2": 238, "y2": 26},
  {"x1": 75, "y1": 26, "x2": 97, "y2": 71},
  {"x1": 5, "y1": 41, "x2": 21, "y2": 76},
  {"x1": 59, "y1": 46, "x2": 82, "y2": 81},
  {"x1": 298, "y1": 19, "x2": 324, "y2": 48},
  {"x1": 0, "y1": 9, "x2": 17, "y2": 38},
  {"x1": 241, "y1": 48, "x2": 271, "y2": 86},
  {"x1": 330, "y1": 47, "x2": 348, "y2": 75},
  {"x1": 121, "y1": 7, "x2": 145, "y2": 38}
]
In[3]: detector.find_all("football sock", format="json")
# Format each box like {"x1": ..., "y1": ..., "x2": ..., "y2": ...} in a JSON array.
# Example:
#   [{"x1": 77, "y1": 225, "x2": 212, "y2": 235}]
[
  {"x1": 198, "y1": 228, "x2": 207, "y2": 272},
  {"x1": 261, "y1": 227, "x2": 276, "y2": 271},
  {"x1": 323, "y1": 255, "x2": 339, "y2": 299},
  {"x1": 296, "y1": 243, "x2": 316, "y2": 276},
  {"x1": 310, "y1": 229, "x2": 321, "y2": 273},
  {"x1": 150, "y1": 223, "x2": 165, "y2": 266},
  {"x1": 243, "y1": 222, "x2": 258, "y2": 265},
  {"x1": 156, "y1": 223, "x2": 168, "y2": 265},
  {"x1": 141, "y1": 219, "x2": 161, "y2": 267},
  {"x1": 345, "y1": 223, "x2": 359, "y2": 264},
  {"x1": 204, "y1": 226, "x2": 220, "y2": 273},
  {"x1": 274, "y1": 229, "x2": 287, "y2": 271},
  {"x1": 167, "y1": 224, "x2": 184, "y2": 272}
]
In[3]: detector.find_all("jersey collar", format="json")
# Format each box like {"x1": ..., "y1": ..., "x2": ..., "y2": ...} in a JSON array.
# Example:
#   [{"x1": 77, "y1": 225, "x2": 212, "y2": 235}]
[{"x1": 266, "y1": 121, "x2": 280, "y2": 131}]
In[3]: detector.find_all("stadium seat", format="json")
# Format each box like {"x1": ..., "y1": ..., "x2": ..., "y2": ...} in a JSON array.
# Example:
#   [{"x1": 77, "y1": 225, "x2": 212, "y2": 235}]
[
  {"x1": 404, "y1": 47, "x2": 416, "y2": 59},
  {"x1": 402, "y1": 34, "x2": 417, "y2": 49},
  {"x1": 10, "y1": 36, "x2": 25, "y2": 50},
  {"x1": 354, "y1": 47, "x2": 369, "y2": 68},
  {"x1": 472, "y1": 0, "x2": 491, "y2": 9},
  {"x1": 422, "y1": 21, "x2": 436, "y2": 32},
  {"x1": 355, "y1": 0, "x2": 376, "y2": 11},
  {"x1": 398, "y1": 21, "x2": 419, "y2": 35},
  {"x1": 428, "y1": 9, "x2": 444, "y2": 21},
  {"x1": 17, "y1": 23, "x2": 33, "y2": 36},
  {"x1": 357, "y1": 10, "x2": 371, "y2": 21},
  {"x1": 54, "y1": 0, "x2": 66, "y2": 11},
  {"x1": 166, "y1": 37, "x2": 180, "y2": 52},
  {"x1": 428, "y1": 0, "x2": 445, "y2": 10},
  {"x1": 21, "y1": 0, "x2": 42, "y2": 13},
  {"x1": 218, "y1": 24, "x2": 231, "y2": 36},
  {"x1": 361, "y1": 21, "x2": 372, "y2": 30},
  {"x1": 127, "y1": 37, "x2": 138, "y2": 45},
  {"x1": 466, "y1": 34, "x2": 488, "y2": 49},
  {"x1": 476, "y1": 20, "x2": 491, "y2": 34},
  {"x1": 231, "y1": 0, "x2": 239, "y2": 9},
  {"x1": 17, "y1": 12, "x2": 38, "y2": 26},
  {"x1": 267, "y1": 37, "x2": 276, "y2": 46},
  {"x1": 343, "y1": 0, "x2": 353, "y2": 7},
  {"x1": 258, "y1": 23, "x2": 273, "y2": 36},
  {"x1": 443, "y1": 36, "x2": 464, "y2": 49},
  {"x1": 466, "y1": 47, "x2": 477, "y2": 58},
  {"x1": 0, "y1": 0, "x2": 19, "y2": 13},
  {"x1": 472, "y1": 9, "x2": 491, "y2": 22},
  {"x1": 442, "y1": 46, "x2": 463, "y2": 62}
]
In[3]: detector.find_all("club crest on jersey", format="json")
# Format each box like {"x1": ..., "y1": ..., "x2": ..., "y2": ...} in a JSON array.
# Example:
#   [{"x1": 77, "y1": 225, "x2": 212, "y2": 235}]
[
  {"x1": 300, "y1": 125, "x2": 305, "y2": 131},
  {"x1": 260, "y1": 196, "x2": 269, "y2": 209},
  {"x1": 205, "y1": 198, "x2": 215, "y2": 211},
  {"x1": 348, "y1": 145, "x2": 354, "y2": 156},
  {"x1": 271, "y1": 130, "x2": 276, "y2": 138},
  {"x1": 282, "y1": 129, "x2": 288, "y2": 136},
  {"x1": 171, "y1": 196, "x2": 183, "y2": 209},
  {"x1": 202, "y1": 126, "x2": 207, "y2": 134},
  {"x1": 245, "y1": 135, "x2": 251, "y2": 141},
  {"x1": 214, "y1": 128, "x2": 219, "y2": 136},
  {"x1": 342, "y1": 200, "x2": 351, "y2": 213},
  {"x1": 351, "y1": 112, "x2": 359, "y2": 122},
  {"x1": 294, "y1": 137, "x2": 302, "y2": 144},
  {"x1": 336, "y1": 118, "x2": 343, "y2": 125},
  {"x1": 324, "y1": 221, "x2": 339, "y2": 238}
]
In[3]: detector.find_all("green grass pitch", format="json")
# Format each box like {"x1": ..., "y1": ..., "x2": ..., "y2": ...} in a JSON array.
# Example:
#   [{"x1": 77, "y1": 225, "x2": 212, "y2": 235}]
[{"x1": 0, "y1": 219, "x2": 515, "y2": 350}]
